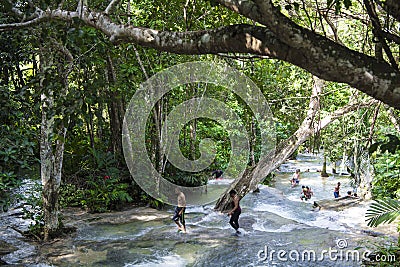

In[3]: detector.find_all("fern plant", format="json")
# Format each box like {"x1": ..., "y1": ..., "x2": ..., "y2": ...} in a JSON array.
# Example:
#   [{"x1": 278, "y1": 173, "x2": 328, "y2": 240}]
[{"x1": 366, "y1": 198, "x2": 400, "y2": 227}]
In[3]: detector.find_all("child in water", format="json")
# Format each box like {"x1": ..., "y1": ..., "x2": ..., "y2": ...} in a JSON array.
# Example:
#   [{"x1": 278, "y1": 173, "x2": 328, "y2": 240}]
[{"x1": 291, "y1": 169, "x2": 301, "y2": 187}]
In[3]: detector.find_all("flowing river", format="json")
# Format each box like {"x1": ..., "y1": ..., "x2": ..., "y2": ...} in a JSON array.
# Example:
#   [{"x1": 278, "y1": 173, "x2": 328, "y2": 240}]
[{"x1": 0, "y1": 154, "x2": 397, "y2": 266}]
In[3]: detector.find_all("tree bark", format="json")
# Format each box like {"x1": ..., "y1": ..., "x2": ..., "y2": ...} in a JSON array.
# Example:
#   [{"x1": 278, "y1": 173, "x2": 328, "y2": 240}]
[
  {"x1": 40, "y1": 86, "x2": 59, "y2": 241},
  {"x1": 106, "y1": 52, "x2": 124, "y2": 156},
  {"x1": 39, "y1": 39, "x2": 72, "y2": 240},
  {"x1": 320, "y1": 154, "x2": 329, "y2": 177}
]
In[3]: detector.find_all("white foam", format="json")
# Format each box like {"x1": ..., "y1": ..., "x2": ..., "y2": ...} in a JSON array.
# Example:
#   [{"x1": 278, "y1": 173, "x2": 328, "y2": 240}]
[
  {"x1": 253, "y1": 203, "x2": 297, "y2": 220},
  {"x1": 185, "y1": 206, "x2": 206, "y2": 213},
  {"x1": 253, "y1": 222, "x2": 301, "y2": 233},
  {"x1": 253, "y1": 199, "x2": 351, "y2": 232},
  {"x1": 125, "y1": 255, "x2": 186, "y2": 267},
  {"x1": 305, "y1": 210, "x2": 347, "y2": 231},
  {"x1": 207, "y1": 178, "x2": 233, "y2": 185}
]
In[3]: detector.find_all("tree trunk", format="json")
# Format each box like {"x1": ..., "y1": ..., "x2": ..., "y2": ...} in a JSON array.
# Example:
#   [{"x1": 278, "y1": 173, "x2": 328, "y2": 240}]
[
  {"x1": 215, "y1": 76, "x2": 324, "y2": 211},
  {"x1": 106, "y1": 52, "x2": 124, "y2": 157},
  {"x1": 249, "y1": 117, "x2": 256, "y2": 167},
  {"x1": 39, "y1": 40, "x2": 72, "y2": 240},
  {"x1": 40, "y1": 118, "x2": 65, "y2": 240},
  {"x1": 40, "y1": 89, "x2": 58, "y2": 240},
  {"x1": 320, "y1": 154, "x2": 329, "y2": 177}
]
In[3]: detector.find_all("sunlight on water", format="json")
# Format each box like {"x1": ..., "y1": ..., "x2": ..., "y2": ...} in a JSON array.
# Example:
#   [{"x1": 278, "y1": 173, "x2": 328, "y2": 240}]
[{"x1": 124, "y1": 255, "x2": 187, "y2": 267}]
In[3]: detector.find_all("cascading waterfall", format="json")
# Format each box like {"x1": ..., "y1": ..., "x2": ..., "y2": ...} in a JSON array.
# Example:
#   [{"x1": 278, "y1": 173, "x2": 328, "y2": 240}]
[{"x1": 0, "y1": 154, "x2": 396, "y2": 266}]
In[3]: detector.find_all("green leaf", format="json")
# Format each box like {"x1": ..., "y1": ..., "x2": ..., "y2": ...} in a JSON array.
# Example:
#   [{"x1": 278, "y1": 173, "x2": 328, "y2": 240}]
[
  {"x1": 368, "y1": 142, "x2": 379, "y2": 154},
  {"x1": 343, "y1": 0, "x2": 352, "y2": 8},
  {"x1": 365, "y1": 198, "x2": 400, "y2": 227}
]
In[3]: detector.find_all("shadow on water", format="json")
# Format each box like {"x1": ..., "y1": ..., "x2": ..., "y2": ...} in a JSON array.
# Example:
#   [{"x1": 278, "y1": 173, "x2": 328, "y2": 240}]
[{"x1": 0, "y1": 154, "x2": 398, "y2": 266}]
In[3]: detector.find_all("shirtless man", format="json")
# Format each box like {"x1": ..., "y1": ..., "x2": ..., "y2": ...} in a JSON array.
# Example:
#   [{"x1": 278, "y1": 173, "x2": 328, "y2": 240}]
[
  {"x1": 172, "y1": 188, "x2": 186, "y2": 233},
  {"x1": 291, "y1": 169, "x2": 301, "y2": 187},
  {"x1": 334, "y1": 182, "x2": 341, "y2": 198}
]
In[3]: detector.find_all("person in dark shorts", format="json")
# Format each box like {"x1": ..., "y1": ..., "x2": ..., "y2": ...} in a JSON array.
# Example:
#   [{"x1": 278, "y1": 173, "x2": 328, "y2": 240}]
[
  {"x1": 228, "y1": 189, "x2": 241, "y2": 234},
  {"x1": 172, "y1": 188, "x2": 186, "y2": 233},
  {"x1": 291, "y1": 169, "x2": 301, "y2": 187},
  {"x1": 211, "y1": 169, "x2": 223, "y2": 179},
  {"x1": 334, "y1": 182, "x2": 341, "y2": 198}
]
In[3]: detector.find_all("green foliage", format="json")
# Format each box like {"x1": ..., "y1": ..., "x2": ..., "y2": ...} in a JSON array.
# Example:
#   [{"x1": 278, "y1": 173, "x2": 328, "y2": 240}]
[
  {"x1": 0, "y1": 171, "x2": 20, "y2": 212},
  {"x1": 164, "y1": 169, "x2": 207, "y2": 187},
  {"x1": 366, "y1": 198, "x2": 400, "y2": 227},
  {"x1": 0, "y1": 83, "x2": 39, "y2": 175},
  {"x1": 370, "y1": 134, "x2": 400, "y2": 199},
  {"x1": 140, "y1": 194, "x2": 164, "y2": 209},
  {"x1": 372, "y1": 150, "x2": 400, "y2": 199},
  {"x1": 327, "y1": 0, "x2": 353, "y2": 13},
  {"x1": 82, "y1": 175, "x2": 133, "y2": 213},
  {"x1": 0, "y1": 127, "x2": 38, "y2": 172},
  {"x1": 20, "y1": 181, "x2": 44, "y2": 238},
  {"x1": 59, "y1": 183, "x2": 85, "y2": 208},
  {"x1": 61, "y1": 148, "x2": 133, "y2": 212}
]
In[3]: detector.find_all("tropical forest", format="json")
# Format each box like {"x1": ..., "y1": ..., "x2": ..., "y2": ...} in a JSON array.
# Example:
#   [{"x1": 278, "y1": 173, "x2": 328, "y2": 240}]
[{"x1": 0, "y1": 0, "x2": 400, "y2": 266}]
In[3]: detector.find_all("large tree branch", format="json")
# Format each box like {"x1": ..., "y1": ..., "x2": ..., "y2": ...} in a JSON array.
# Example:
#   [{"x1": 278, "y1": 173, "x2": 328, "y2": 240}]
[
  {"x1": 1, "y1": 5, "x2": 400, "y2": 109},
  {"x1": 317, "y1": 99, "x2": 379, "y2": 131},
  {"x1": 216, "y1": 0, "x2": 400, "y2": 108}
]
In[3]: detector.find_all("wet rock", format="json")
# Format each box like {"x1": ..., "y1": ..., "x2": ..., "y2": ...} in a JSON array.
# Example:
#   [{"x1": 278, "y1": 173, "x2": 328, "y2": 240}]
[
  {"x1": 62, "y1": 205, "x2": 171, "y2": 226},
  {"x1": 0, "y1": 240, "x2": 17, "y2": 256},
  {"x1": 313, "y1": 197, "x2": 362, "y2": 211},
  {"x1": 361, "y1": 229, "x2": 385, "y2": 237},
  {"x1": 34, "y1": 205, "x2": 173, "y2": 266},
  {"x1": 0, "y1": 240, "x2": 18, "y2": 265}
]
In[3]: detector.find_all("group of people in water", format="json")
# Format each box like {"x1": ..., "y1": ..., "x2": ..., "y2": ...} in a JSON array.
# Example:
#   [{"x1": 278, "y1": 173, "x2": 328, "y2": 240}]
[
  {"x1": 172, "y1": 168, "x2": 356, "y2": 235},
  {"x1": 290, "y1": 169, "x2": 314, "y2": 201},
  {"x1": 290, "y1": 169, "x2": 357, "y2": 200}
]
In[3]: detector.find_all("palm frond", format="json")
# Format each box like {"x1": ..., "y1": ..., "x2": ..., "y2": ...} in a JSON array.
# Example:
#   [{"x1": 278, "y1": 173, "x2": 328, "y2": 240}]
[{"x1": 366, "y1": 198, "x2": 400, "y2": 227}]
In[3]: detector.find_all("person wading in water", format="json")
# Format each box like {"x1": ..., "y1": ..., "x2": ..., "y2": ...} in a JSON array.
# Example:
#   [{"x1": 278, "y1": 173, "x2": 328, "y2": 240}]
[
  {"x1": 172, "y1": 188, "x2": 186, "y2": 233},
  {"x1": 228, "y1": 189, "x2": 241, "y2": 235}
]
